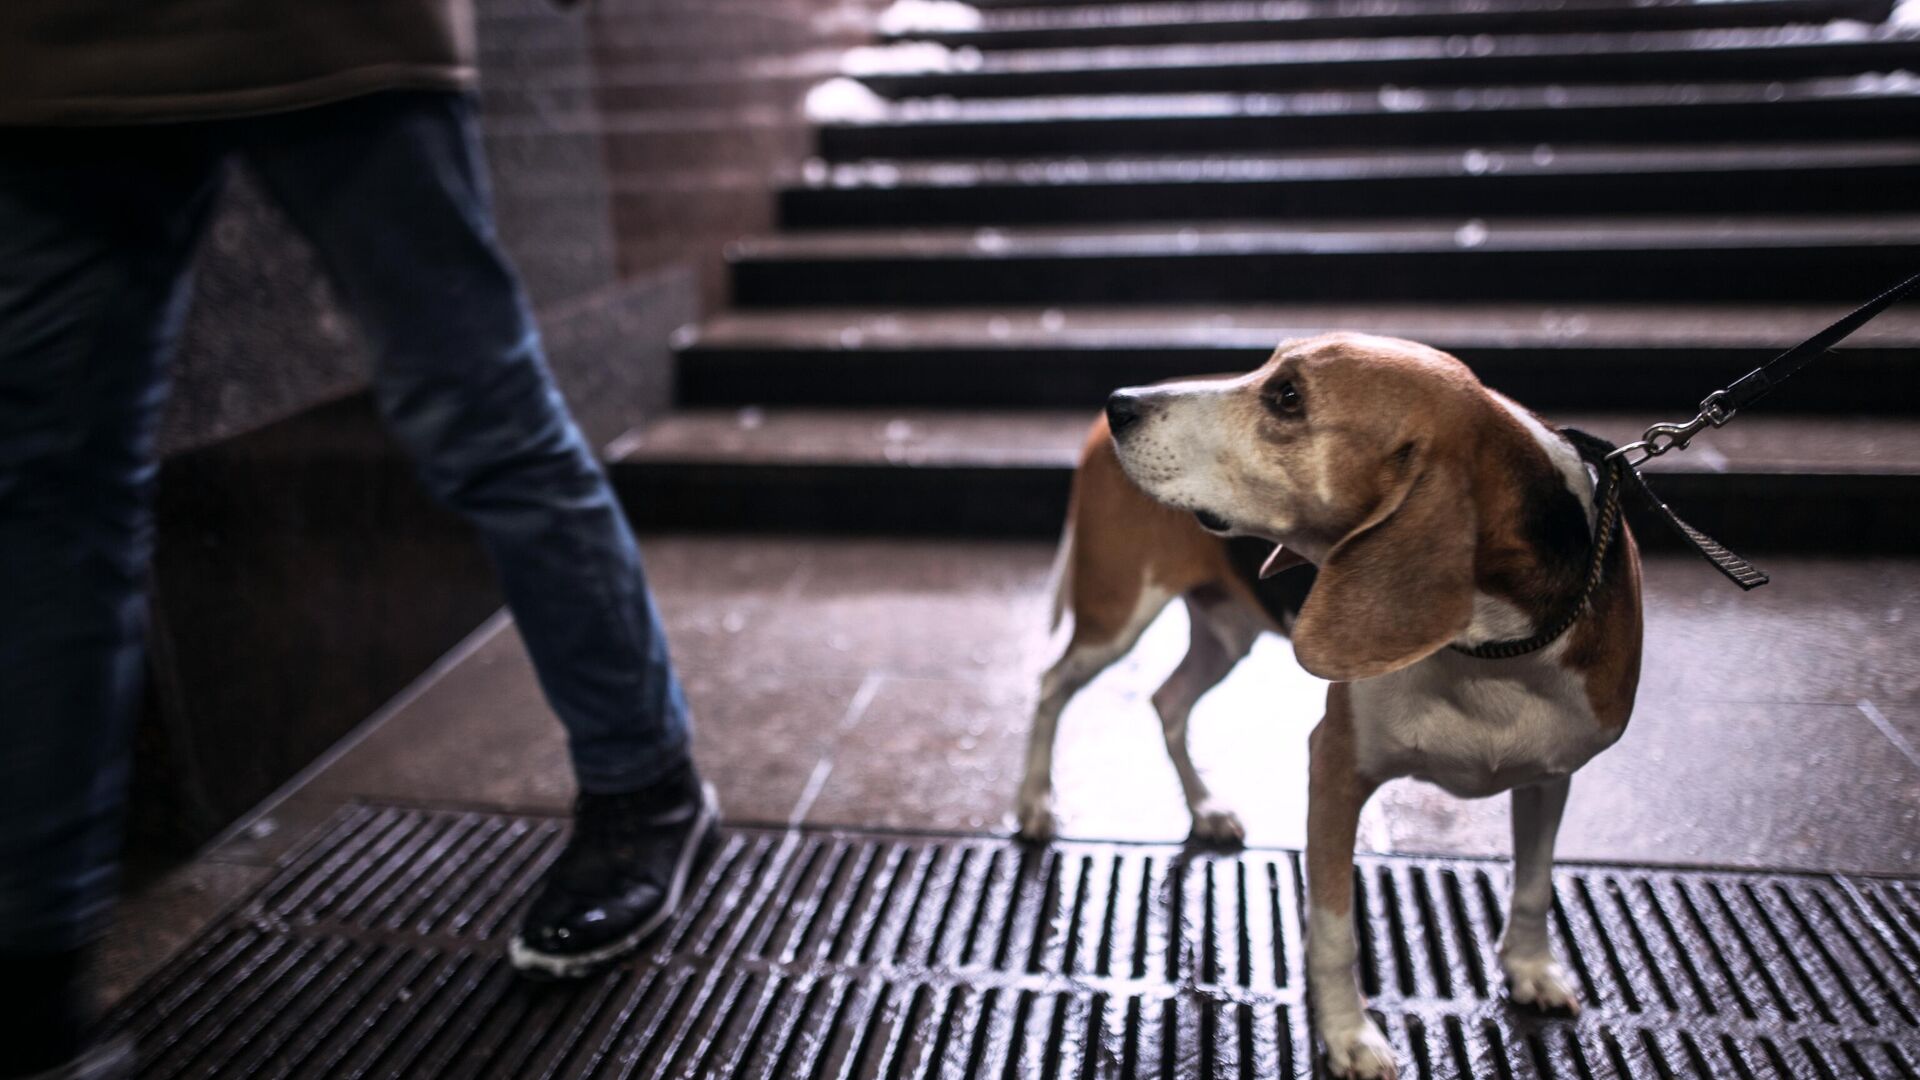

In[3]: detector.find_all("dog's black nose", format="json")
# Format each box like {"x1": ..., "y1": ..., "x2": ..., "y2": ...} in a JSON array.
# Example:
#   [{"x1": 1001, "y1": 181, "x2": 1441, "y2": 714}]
[{"x1": 1106, "y1": 391, "x2": 1144, "y2": 435}]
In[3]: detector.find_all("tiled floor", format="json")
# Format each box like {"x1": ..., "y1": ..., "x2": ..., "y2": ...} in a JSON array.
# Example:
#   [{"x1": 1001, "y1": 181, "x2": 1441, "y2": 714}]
[{"x1": 99, "y1": 534, "x2": 1920, "y2": 1002}]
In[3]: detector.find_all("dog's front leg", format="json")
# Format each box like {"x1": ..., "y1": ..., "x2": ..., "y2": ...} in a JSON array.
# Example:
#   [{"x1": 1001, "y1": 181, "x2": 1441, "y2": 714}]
[
  {"x1": 1502, "y1": 777, "x2": 1582, "y2": 1012},
  {"x1": 1306, "y1": 700, "x2": 1396, "y2": 1080}
]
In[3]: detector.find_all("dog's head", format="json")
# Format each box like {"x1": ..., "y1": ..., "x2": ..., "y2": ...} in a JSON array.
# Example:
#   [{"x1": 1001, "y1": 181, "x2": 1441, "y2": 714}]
[{"x1": 1106, "y1": 332, "x2": 1488, "y2": 681}]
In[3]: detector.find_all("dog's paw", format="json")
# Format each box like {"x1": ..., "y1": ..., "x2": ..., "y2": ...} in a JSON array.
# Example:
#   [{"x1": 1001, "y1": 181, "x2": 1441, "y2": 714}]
[
  {"x1": 1014, "y1": 789, "x2": 1059, "y2": 842},
  {"x1": 1188, "y1": 799, "x2": 1246, "y2": 847},
  {"x1": 1324, "y1": 1019, "x2": 1398, "y2": 1079},
  {"x1": 1504, "y1": 954, "x2": 1582, "y2": 1014}
]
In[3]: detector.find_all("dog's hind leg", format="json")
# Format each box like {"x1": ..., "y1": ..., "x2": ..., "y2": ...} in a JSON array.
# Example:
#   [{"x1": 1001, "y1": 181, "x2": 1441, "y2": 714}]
[
  {"x1": 1155, "y1": 591, "x2": 1258, "y2": 846},
  {"x1": 1016, "y1": 582, "x2": 1171, "y2": 841}
]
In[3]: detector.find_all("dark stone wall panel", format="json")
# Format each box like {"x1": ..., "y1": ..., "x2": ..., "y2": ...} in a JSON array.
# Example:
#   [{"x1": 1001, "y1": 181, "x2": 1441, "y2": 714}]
[{"x1": 134, "y1": 395, "x2": 501, "y2": 851}]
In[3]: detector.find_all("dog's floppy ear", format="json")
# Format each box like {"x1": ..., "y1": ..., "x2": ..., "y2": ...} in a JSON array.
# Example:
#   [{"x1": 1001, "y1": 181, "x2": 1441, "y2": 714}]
[{"x1": 1292, "y1": 442, "x2": 1476, "y2": 681}]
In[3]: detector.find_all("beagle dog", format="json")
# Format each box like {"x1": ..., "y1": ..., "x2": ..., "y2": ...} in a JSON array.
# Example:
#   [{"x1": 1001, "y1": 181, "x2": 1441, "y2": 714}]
[{"x1": 1016, "y1": 332, "x2": 1642, "y2": 1079}]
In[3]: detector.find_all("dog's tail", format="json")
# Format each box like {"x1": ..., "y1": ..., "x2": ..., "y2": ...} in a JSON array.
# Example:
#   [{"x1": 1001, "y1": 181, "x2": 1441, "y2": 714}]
[
  {"x1": 1045, "y1": 513, "x2": 1075, "y2": 633},
  {"x1": 1046, "y1": 417, "x2": 1105, "y2": 635}
]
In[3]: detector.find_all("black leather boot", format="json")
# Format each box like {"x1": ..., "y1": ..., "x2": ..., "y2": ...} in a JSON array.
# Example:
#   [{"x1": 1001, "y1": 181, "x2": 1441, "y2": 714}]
[{"x1": 508, "y1": 761, "x2": 718, "y2": 979}]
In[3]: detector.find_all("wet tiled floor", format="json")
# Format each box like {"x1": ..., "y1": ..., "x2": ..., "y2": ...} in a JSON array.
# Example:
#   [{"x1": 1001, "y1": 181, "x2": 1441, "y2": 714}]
[{"x1": 100, "y1": 534, "x2": 1920, "y2": 1002}]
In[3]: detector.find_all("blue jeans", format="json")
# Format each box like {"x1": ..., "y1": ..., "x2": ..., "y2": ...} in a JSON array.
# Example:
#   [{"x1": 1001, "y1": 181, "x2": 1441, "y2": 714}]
[{"x1": 0, "y1": 92, "x2": 691, "y2": 953}]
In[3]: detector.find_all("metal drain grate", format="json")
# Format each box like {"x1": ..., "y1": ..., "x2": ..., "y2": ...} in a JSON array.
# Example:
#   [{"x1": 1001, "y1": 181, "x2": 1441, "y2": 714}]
[{"x1": 107, "y1": 803, "x2": 1920, "y2": 1078}]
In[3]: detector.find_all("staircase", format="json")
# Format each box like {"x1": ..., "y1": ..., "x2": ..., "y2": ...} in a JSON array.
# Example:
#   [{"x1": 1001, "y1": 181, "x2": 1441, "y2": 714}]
[{"x1": 616, "y1": 0, "x2": 1920, "y2": 549}]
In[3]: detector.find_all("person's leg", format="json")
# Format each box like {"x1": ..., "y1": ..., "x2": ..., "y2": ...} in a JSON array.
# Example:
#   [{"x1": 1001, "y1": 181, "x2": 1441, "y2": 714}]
[
  {"x1": 0, "y1": 126, "x2": 222, "y2": 1076},
  {"x1": 235, "y1": 92, "x2": 708, "y2": 977},
  {"x1": 234, "y1": 92, "x2": 691, "y2": 795}
]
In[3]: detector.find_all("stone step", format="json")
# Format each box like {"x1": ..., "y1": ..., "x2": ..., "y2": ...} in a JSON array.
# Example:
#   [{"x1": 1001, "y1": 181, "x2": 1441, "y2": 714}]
[
  {"x1": 853, "y1": 26, "x2": 1920, "y2": 100},
  {"x1": 814, "y1": 74, "x2": 1920, "y2": 158},
  {"x1": 609, "y1": 408, "x2": 1920, "y2": 546},
  {"x1": 881, "y1": 0, "x2": 1897, "y2": 49},
  {"x1": 726, "y1": 216, "x2": 1920, "y2": 305},
  {"x1": 478, "y1": 1, "x2": 848, "y2": 41},
  {"x1": 673, "y1": 303, "x2": 1920, "y2": 411},
  {"x1": 779, "y1": 142, "x2": 1920, "y2": 227},
  {"x1": 485, "y1": 115, "x2": 818, "y2": 184}
]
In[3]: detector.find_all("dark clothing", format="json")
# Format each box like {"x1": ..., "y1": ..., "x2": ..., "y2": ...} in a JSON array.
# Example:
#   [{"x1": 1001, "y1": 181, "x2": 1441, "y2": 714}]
[
  {"x1": 0, "y1": 92, "x2": 692, "y2": 953},
  {"x1": 0, "y1": 0, "x2": 475, "y2": 125}
]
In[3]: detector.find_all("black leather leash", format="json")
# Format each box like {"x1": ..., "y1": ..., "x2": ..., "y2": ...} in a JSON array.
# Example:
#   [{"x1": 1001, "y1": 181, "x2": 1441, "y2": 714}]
[
  {"x1": 1454, "y1": 269, "x2": 1920, "y2": 660},
  {"x1": 1607, "y1": 270, "x2": 1920, "y2": 471}
]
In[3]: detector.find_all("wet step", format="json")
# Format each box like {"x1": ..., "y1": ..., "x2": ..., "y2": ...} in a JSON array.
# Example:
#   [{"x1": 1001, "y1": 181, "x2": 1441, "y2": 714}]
[
  {"x1": 883, "y1": 0, "x2": 1897, "y2": 49},
  {"x1": 852, "y1": 26, "x2": 1920, "y2": 99},
  {"x1": 613, "y1": 409, "x2": 1078, "y2": 535},
  {"x1": 610, "y1": 408, "x2": 1920, "y2": 545},
  {"x1": 815, "y1": 74, "x2": 1920, "y2": 158},
  {"x1": 675, "y1": 303, "x2": 1920, "y2": 411},
  {"x1": 780, "y1": 142, "x2": 1920, "y2": 227},
  {"x1": 727, "y1": 215, "x2": 1920, "y2": 305}
]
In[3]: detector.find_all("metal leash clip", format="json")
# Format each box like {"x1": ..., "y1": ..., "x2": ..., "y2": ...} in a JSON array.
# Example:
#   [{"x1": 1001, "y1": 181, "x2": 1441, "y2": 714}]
[{"x1": 1605, "y1": 389, "x2": 1737, "y2": 468}]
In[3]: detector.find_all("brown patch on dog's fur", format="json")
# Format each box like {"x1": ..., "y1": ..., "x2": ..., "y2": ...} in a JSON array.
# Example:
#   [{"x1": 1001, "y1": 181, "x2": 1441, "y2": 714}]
[
  {"x1": 1469, "y1": 397, "x2": 1643, "y2": 731},
  {"x1": 1468, "y1": 399, "x2": 1595, "y2": 636},
  {"x1": 1563, "y1": 528, "x2": 1644, "y2": 730}
]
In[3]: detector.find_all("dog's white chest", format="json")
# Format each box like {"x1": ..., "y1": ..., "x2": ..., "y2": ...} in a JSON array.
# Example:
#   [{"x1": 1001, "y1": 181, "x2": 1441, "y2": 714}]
[{"x1": 1349, "y1": 652, "x2": 1620, "y2": 798}]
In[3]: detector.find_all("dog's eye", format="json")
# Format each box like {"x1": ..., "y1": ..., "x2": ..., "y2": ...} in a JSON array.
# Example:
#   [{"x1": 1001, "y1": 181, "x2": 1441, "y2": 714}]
[{"x1": 1266, "y1": 380, "x2": 1303, "y2": 416}]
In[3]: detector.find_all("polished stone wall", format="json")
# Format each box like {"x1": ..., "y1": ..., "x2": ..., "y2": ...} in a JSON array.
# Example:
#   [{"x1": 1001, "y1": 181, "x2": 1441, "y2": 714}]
[{"x1": 156, "y1": 8, "x2": 685, "y2": 457}]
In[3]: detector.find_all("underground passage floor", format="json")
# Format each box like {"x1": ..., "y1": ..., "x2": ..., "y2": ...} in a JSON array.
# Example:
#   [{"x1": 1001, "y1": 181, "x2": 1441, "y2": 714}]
[{"x1": 100, "y1": 536, "x2": 1920, "y2": 1078}]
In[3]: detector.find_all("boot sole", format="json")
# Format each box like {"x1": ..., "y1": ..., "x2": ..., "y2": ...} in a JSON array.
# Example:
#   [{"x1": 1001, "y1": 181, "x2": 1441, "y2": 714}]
[{"x1": 506, "y1": 783, "x2": 720, "y2": 980}]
